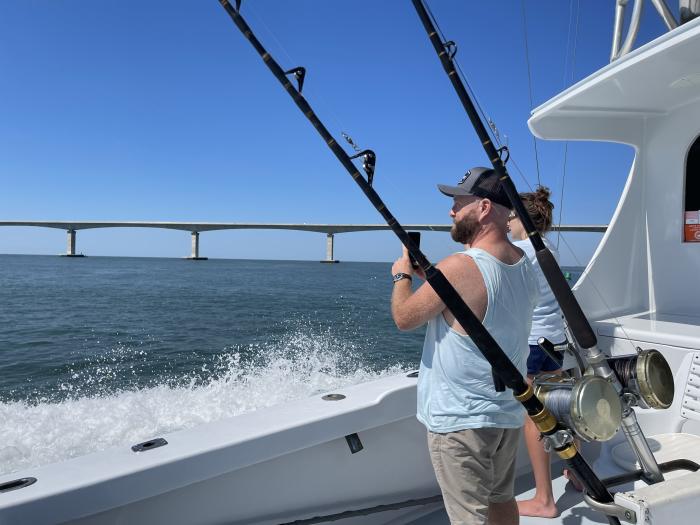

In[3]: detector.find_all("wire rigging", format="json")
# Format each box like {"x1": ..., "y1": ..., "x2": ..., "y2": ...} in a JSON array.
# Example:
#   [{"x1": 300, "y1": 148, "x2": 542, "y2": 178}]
[
  {"x1": 557, "y1": 0, "x2": 581, "y2": 249},
  {"x1": 520, "y1": 0, "x2": 542, "y2": 187},
  {"x1": 556, "y1": 233, "x2": 638, "y2": 353},
  {"x1": 518, "y1": 0, "x2": 634, "y2": 350}
]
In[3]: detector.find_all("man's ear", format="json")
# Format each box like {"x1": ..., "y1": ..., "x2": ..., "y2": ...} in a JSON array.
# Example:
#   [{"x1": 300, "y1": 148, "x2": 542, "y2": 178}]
[{"x1": 479, "y1": 198, "x2": 492, "y2": 218}]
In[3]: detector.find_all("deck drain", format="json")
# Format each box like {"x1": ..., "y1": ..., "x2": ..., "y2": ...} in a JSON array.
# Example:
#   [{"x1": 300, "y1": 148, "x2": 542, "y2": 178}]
[
  {"x1": 322, "y1": 393, "x2": 346, "y2": 401},
  {"x1": 131, "y1": 437, "x2": 168, "y2": 452},
  {"x1": 0, "y1": 477, "x2": 37, "y2": 493}
]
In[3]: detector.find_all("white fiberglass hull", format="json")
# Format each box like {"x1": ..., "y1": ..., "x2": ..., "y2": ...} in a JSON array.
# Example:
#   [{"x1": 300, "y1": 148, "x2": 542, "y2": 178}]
[{"x1": 0, "y1": 373, "x2": 443, "y2": 525}]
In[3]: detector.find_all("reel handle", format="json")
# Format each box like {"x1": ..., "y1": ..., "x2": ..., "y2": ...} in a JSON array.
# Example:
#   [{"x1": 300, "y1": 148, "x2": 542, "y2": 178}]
[{"x1": 538, "y1": 337, "x2": 564, "y2": 368}]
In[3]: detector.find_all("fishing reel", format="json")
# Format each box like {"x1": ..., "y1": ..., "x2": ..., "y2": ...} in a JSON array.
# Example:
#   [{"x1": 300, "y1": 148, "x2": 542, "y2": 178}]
[
  {"x1": 534, "y1": 375, "x2": 622, "y2": 442},
  {"x1": 606, "y1": 348, "x2": 674, "y2": 410}
]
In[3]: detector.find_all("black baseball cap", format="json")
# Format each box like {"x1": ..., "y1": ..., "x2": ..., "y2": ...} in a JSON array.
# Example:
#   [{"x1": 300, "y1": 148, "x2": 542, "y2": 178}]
[{"x1": 437, "y1": 167, "x2": 513, "y2": 209}]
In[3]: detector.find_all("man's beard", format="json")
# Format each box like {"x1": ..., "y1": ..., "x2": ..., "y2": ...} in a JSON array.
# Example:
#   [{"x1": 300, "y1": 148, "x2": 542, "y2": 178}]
[{"x1": 451, "y1": 211, "x2": 480, "y2": 244}]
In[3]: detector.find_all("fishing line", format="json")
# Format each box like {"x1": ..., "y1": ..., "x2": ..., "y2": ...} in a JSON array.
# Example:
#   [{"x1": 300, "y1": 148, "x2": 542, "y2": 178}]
[
  {"x1": 542, "y1": 0, "x2": 632, "y2": 351},
  {"x1": 557, "y1": 0, "x2": 581, "y2": 250},
  {"x1": 551, "y1": 1, "x2": 648, "y2": 355},
  {"x1": 556, "y1": 233, "x2": 638, "y2": 354},
  {"x1": 557, "y1": 142, "x2": 570, "y2": 251},
  {"x1": 503, "y1": 157, "x2": 535, "y2": 192},
  {"x1": 424, "y1": 0, "x2": 494, "y2": 141},
  {"x1": 562, "y1": 0, "x2": 580, "y2": 87},
  {"x1": 541, "y1": 386, "x2": 575, "y2": 427},
  {"x1": 220, "y1": 0, "x2": 534, "y2": 395},
  {"x1": 244, "y1": 1, "x2": 349, "y2": 146},
  {"x1": 418, "y1": 0, "x2": 598, "y2": 351},
  {"x1": 423, "y1": 1, "x2": 536, "y2": 191},
  {"x1": 412, "y1": 2, "x2": 620, "y2": 514},
  {"x1": 425, "y1": 0, "x2": 624, "y2": 354},
  {"x1": 418, "y1": 0, "x2": 665, "y2": 492},
  {"x1": 520, "y1": 0, "x2": 542, "y2": 187},
  {"x1": 551, "y1": 0, "x2": 631, "y2": 354},
  {"x1": 217, "y1": 4, "x2": 587, "y2": 470}
]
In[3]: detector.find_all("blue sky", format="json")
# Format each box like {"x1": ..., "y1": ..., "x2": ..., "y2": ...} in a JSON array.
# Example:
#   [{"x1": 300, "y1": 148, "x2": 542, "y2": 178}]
[{"x1": 0, "y1": 1, "x2": 674, "y2": 265}]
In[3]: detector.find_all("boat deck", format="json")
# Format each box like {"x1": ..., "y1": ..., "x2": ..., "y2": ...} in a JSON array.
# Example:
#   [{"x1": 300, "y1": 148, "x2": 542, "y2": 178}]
[
  {"x1": 416, "y1": 471, "x2": 601, "y2": 525},
  {"x1": 518, "y1": 473, "x2": 600, "y2": 525}
]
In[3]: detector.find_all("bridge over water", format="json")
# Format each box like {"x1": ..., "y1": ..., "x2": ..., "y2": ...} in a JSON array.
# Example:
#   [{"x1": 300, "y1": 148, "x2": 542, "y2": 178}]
[{"x1": 0, "y1": 221, "x2": 607, "y2": 261}]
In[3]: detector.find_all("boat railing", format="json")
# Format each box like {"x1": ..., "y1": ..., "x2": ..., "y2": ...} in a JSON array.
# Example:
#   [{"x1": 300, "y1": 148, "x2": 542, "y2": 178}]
[{"x1": 611, "y1": 0, "x2": 699, "y2": 61}]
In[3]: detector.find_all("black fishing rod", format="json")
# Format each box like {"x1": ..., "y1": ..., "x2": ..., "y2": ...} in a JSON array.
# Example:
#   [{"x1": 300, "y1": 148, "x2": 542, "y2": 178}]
[
  {"x1": 216, "y1": 0, "x2": 570, "y2": 458},
  {"x1": 411, "y1": 0, "x2": 597, "y2": 351},
  {"x1": 412, "y1": 0, "x2": 666, "y2": 489},
  {"x1": 411, "y1": 0, "x2": 619, "y2": 520}
]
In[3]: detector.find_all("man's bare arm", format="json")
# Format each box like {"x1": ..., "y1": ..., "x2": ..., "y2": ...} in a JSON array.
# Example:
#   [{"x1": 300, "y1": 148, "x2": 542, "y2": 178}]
[{"x1": 391, "y1": 253, "x2": 479, "y2": 331}]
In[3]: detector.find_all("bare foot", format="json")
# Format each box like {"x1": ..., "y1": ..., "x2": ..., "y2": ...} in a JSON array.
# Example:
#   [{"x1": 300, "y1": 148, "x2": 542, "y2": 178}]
[
  {"x1": 517, "y1": 498, "x2": 560, "y2": 518},
  {"x1": 563, "y1": 468, "x2": 584, "y2": 492}
]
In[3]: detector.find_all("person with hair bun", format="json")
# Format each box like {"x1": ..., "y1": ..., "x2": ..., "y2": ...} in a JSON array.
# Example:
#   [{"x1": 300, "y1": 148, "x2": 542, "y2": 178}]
[{"x1": 508, "y1": 187, "x2": 578, "y2": 518}]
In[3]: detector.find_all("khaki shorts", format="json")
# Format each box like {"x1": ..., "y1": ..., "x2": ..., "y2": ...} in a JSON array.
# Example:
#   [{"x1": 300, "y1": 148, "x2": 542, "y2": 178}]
[{"x1": 428, "y1": 427, "x2": 521, "y2": 525}]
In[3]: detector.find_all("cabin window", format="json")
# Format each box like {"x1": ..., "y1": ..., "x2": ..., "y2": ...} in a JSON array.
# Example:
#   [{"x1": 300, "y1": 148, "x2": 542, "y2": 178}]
[{"x1": 684, "y1": 136, "x2": 700, "y2": 242}]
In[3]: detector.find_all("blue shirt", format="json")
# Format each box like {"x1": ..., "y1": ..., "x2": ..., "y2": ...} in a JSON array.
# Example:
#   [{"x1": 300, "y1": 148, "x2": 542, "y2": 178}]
[{"x1": 416, "y1": 248, "x2": 538, "y2": 432}]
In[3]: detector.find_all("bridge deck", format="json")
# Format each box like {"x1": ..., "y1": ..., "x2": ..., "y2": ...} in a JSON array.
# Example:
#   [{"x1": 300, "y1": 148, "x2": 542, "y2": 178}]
[{"x1": 0, "y1": 221, "x2": 607, "y2": 233}]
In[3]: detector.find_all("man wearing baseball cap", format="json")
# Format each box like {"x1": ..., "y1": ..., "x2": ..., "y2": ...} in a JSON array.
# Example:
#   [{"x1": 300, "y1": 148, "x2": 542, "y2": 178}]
[{"x1": 391, "y1": 167, "x2": 538, "y2": 525}]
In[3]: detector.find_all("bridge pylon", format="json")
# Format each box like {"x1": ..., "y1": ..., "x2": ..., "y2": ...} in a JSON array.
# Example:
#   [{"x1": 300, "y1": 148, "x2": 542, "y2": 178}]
[
  {"x1": 186, "y1": 231, "x2": 208, "y2": 260},
  {"x1": 320, "y1": 233, "x2": 339, "y2": 263}
]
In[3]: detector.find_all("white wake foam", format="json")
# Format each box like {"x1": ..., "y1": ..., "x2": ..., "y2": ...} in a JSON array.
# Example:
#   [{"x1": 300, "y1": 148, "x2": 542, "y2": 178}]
[{"x1": 0, "y1": 329, "x2": 408, "y2": 476}]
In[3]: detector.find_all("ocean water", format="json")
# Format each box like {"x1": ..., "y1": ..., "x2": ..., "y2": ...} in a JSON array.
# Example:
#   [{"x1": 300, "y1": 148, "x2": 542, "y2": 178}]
[{"x1": 0, "y1": 254, "x2": 583, "y2": 476}]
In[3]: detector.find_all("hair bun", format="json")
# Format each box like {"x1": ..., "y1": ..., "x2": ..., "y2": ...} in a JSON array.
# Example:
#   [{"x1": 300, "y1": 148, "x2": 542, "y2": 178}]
[
  {"x1": 518, "y1": 187, "x2": 554, "y2": 232},
  {"x1": 535, "y1": 185, "x2": 551, "y2": 202}
]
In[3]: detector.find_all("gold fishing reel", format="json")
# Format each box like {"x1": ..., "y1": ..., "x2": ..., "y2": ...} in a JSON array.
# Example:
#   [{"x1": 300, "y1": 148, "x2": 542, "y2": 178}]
[
  {"x1": 534, "y1": 375, "x2": 622, "y2": 442},
  {"x1": 607, "y1": 348, "x2": 674, "y2": 409}
]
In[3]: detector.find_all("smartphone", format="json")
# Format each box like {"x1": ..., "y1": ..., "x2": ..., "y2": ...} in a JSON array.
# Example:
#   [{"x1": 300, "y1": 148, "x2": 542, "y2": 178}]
[{"x1": 407, "y1": 231, "x2": 421, "y2": 269}]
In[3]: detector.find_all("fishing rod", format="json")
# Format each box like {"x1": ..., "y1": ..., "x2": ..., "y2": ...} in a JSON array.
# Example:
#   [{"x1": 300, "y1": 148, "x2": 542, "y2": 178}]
[
  {"x1": 215, "y1": 0, "x2": 592, "y2": 487},
  {"x1": 412, "y1": 0, "x2": 594, "y2": 352},
  {"x1": 409, "y1": 0, "x2": 671, "y2": 470},
  {"x1": 410, "y1": 0, "x2": 625, "y2": 519}
]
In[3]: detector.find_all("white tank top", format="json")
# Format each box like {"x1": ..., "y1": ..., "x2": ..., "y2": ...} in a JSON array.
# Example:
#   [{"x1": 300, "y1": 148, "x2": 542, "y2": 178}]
[{"x1": 416, "y1": 248, "x2": 539, "y2": 432}]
